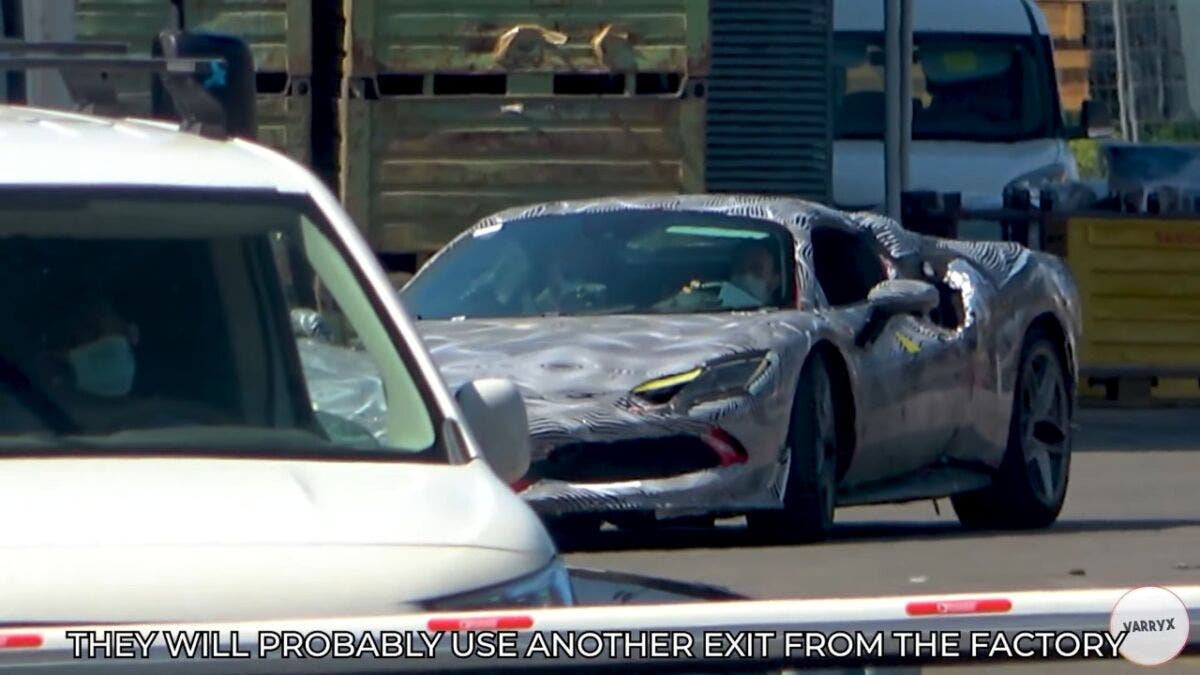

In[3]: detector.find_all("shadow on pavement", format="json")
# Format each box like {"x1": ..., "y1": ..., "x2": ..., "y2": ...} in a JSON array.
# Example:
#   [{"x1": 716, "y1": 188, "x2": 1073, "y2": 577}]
[{"x1": 559, "y1": 517, "x2": 1200, "y2": 554}]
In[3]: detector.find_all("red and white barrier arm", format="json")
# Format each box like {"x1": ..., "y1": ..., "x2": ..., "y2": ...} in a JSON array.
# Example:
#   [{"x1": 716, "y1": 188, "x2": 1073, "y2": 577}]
[{"x1": 0, "y1": 586, "x2": 1196, "y2": 672}]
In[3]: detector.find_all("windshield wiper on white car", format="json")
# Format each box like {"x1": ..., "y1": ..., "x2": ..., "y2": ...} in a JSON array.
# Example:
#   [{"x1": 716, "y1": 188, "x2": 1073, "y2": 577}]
[
  {"x1": 0, "y1": 352, "x2": 80, "y2": 434},
  {"x1": 67, "y1": 426, "x2": 337, "y2": 450},
  {"x1": 0, "y1": 433, "x2": 93, "y2": 451},
  {"x1": 0, "y1": 427, "x2": 411, "y2": 460}
]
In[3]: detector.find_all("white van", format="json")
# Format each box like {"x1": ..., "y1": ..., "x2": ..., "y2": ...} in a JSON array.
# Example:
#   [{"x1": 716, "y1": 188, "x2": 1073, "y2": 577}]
[{"x1": 832, "y1": 0, "x2": 1085, "y2": 211}]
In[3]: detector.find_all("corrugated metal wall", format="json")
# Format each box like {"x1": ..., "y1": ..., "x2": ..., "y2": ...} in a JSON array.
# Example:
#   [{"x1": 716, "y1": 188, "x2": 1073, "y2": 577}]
[{"x1": 705, "y1": 0, "x2": 833, "y2": 203}]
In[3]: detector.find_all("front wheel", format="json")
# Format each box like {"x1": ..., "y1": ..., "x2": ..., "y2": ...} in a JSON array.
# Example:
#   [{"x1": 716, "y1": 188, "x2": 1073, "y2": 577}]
[
  {"x1": 952, "y1": 330, "x2": 1072, "y2": 529},
  {"x1": 747, "y1": 356, "x2": 839, "y2": 544}
]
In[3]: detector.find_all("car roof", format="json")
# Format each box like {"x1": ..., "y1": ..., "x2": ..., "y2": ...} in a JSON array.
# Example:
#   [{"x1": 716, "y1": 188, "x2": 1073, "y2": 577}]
[
  {"x1": 0, "y1": 105, "x2": 310, "y2": 192},
  {"x1": 455, "y1": 194, "x2": 926, "y2": 262},
  {"x1": 834, "y1": 0, "x2": 1046, "y2": 36},
  {"x1": 473, "y1": 194, "x2": 841, "y2": 232}
]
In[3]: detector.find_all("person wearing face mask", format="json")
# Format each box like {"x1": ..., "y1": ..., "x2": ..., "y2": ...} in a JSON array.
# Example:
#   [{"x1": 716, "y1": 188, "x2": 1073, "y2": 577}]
[
  {"x1": 33, "y1": 295, "x2": 224, "y2": 432},
  {"x1": 36, "y1": 297, "x2": 140, "y2": 399},
  {"x1": 721, "y1": 241, "x2": 783, "y2": 309}
]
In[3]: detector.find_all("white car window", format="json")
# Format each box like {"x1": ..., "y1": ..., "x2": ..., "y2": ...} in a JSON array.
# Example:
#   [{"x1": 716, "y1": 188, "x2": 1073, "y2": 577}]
[{"x1": 0, "y1": 189, "x2": 440, "y2": 460}]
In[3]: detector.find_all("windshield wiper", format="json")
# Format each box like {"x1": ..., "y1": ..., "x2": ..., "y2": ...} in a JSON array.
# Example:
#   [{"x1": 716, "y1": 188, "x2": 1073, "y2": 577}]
[{"x1": 0, "y1": 352, "x2": 79, "y2": 434}]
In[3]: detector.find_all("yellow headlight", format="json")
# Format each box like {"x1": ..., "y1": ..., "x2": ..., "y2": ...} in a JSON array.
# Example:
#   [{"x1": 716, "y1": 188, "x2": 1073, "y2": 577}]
[{"x1": 631, "y1": 367, "x2": 704, "y2": 394}]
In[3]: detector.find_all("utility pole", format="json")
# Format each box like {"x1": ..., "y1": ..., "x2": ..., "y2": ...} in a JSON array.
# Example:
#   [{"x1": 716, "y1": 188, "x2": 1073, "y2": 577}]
[
  {"x1": 884, "y1": 0, "x2": 911, "y2": 220},
  {"x1": 1112, "y1": 0, "x2": 1139, "y2": 141},
  {"x1": 899, "y1": 0, "x2": 913, "y2": 193}
]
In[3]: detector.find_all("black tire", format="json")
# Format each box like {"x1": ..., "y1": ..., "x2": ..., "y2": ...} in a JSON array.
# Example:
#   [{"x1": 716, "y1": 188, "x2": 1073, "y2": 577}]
[
  {"x1": 542, "y1": 514, "x2": 603, "y2": 551},
  {"x1": 665, "y1": 515, "x2": 716, "y2": 529},
  {"x1": 952, "y1": 328, "x2": 1072, "y2": 530},
  {"x1": 746, "y1": 356, "x2": 839, "y2": 544}
]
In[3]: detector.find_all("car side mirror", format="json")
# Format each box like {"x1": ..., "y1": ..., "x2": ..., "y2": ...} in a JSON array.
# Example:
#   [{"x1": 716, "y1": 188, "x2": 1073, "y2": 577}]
[
  {"x1": 855, "y1": 279, "x2": 940, "y2": 347},
  {"x1": 868, "y1": 279, "x2": 940, "y2": 316},
  {"x1": 1073, "y1": 99, "x2": 1114, "y2": 140},
  {"x1": 455, "y1": 379, "x2": 532, "y2": 484}
]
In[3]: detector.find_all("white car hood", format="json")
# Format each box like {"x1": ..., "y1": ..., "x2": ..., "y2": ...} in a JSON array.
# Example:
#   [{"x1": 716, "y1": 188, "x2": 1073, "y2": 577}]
[
  {"x1": 833, "y1": 138, "x2": 1072, "y2": 211},
  {"x1": 0, "y1": 456, "x2": 556, "y2": 623}
]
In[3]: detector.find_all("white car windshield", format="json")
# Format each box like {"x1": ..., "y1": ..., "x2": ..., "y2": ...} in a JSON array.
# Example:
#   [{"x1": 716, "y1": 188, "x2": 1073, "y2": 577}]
[{"x1": 0, "y1": 188, "x2": 442, "y2": 461}]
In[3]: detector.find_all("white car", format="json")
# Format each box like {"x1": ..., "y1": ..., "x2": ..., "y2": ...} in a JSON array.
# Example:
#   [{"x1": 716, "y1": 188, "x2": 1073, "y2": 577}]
[{"x1": 0, "y1": 102, "x2": 570, "y2": 623}]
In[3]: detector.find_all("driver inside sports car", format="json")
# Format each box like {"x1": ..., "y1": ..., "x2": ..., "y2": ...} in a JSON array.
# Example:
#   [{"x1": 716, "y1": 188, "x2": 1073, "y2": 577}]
[
  {"x1": 655, "y1": 240, "x2": 784, "y2": 312},
  {"x1": 722, "y1": 241, "x2": 783, "y2": 308}
]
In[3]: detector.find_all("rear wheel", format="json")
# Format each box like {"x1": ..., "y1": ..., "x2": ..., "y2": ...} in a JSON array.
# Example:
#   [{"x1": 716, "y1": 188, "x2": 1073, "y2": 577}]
[
  {"x1": 747, "y1": 356, "x2": 839, "y2": 544},
  {"x1": 952, "y1": 330, "x2": 1072, "y2": 529}
]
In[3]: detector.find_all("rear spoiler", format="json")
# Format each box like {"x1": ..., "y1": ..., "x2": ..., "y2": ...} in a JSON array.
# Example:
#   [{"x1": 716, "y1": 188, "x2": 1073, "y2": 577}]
[
  {"x1": 0, "y1": 30, "x2": 256, "y2": 140},
  {"x1": 0, "y1": 584, "x2": 1195, "y2": 672}
]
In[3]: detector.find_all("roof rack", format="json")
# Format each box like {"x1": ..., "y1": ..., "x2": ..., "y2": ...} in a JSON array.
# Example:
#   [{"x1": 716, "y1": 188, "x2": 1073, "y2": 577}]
[
  {"x1": 0, "y1": 37, "x2": 232, "y2": 139},
  {"x1": 0, "y1": 40, "x2": 129, "y2": 55}
]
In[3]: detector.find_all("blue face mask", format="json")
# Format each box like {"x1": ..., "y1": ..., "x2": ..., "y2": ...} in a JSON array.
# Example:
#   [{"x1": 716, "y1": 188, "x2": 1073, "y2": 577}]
[
  {"x1": 733, "y1": 273, "x2": 770, "y2": 302},
  {"x1": 67, "y1": 335, "x2": 136, "y2": 398}
]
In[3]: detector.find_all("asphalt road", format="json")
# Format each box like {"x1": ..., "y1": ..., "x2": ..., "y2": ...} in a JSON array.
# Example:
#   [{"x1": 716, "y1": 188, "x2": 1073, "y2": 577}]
[{"x1": 565, "y1": 407, "x2": 1200, "y2": 598}]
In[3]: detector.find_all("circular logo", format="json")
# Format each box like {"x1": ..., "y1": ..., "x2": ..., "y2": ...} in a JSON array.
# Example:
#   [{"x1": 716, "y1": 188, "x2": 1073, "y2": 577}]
[{"x1": 1109, "y1": 586, "x2": 1189, "y2": 666}]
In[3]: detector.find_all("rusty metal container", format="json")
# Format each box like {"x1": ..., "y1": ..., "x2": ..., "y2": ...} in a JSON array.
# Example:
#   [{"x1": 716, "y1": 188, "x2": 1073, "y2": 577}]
[{"x1": 338, "y1": 0, "x2": 710, "y2": 259}]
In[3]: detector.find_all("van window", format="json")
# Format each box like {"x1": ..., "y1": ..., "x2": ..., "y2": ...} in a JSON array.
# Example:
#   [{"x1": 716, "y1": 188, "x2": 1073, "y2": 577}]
[{"x1": 833, "y1": 33, "x2": 1058, "y2": 142}]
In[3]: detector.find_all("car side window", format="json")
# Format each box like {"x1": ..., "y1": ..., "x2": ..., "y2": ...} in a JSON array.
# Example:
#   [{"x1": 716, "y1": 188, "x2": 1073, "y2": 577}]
[{"x1": 810, "y1": 226, "x2": 888, "y2": 307}]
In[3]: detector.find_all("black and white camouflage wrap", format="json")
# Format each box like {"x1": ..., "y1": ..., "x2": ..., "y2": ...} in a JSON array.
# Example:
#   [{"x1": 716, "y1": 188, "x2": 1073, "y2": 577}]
[{"x1": 306, "y1": 195, "x2": 1083, "y2": 520}]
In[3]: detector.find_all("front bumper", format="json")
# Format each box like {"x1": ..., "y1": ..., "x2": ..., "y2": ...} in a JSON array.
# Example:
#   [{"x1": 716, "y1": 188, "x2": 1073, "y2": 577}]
[
  {"x1": 518, "y1": 460, "x2": 783, "y2": 519},
  {"x1": 515, "y1": 388, "x2": 791, "y2": 520}
]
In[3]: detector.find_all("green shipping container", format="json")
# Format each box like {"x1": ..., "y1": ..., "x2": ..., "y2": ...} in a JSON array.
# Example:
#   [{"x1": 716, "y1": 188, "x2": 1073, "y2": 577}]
[
  {"x1": 70, "y1": 0, "x2": 835, "y2": 265},
  {"x1": 339, "y1": 0, "x2": 711, "y2": 258},
  {"x1": 340, "y1": 94, "x2": 706, "y2": 255}
]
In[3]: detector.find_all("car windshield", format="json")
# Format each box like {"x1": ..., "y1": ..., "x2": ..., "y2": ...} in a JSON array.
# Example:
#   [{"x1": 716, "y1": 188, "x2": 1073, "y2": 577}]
[
  {"x1": 0, "y1": 188, "x2": 442, "y2": 461},
  {"x1": 833, "y1": 33, "x2": 1057, "y2": 142},
  {"x1": 402, "y1": 210, "x2": 796, "y2": 320}
]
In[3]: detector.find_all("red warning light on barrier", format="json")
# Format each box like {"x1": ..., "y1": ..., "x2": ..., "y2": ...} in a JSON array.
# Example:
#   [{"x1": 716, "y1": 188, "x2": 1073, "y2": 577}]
[
  {"x1": 905, "y1": 598, "x2": 1013, "y2": 616},
  {"x1": 427, "y1": 615, "x2": 535, "y2": 631},
  {"x1": 0, "y1": 634, "x2": 43, "y2": 649}
]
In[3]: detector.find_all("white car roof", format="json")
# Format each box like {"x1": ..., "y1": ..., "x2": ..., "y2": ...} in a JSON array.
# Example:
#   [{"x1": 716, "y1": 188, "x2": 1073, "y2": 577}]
[
  {"x1": 0, "y1": 104, "x2": 310, "y2": 193},
  {"x1": 835, "y1": 0, "x2": 1048, "y2": 36}
]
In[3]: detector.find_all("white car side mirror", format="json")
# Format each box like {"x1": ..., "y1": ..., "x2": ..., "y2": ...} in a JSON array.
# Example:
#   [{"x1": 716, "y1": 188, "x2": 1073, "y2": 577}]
[{"x1": 455, "y1": 379, "x2": 532, "y2": 484}]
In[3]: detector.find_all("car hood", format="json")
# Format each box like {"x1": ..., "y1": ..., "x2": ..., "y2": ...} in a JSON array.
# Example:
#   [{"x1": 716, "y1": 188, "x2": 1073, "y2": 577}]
[
  {"x1": 0, "y1": 456, "x2": 555, "y2": 623},
  {"x1": 417, "y1": 314, "x2": 783, "y2": 402}
]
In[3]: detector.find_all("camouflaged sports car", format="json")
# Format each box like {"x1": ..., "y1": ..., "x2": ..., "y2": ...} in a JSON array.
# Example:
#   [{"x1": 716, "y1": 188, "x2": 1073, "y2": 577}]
[{"x1": 392, "y1": 195, "x2": 1082, "y2": 544}]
